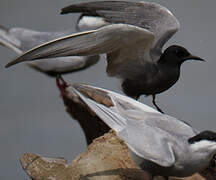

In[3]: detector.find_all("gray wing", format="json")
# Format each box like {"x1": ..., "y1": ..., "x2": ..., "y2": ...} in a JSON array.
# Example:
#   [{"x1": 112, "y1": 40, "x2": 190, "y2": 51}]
[
  {"x1": 109, "y1": 96, "x2": 197, "y2": 167},
  {"x1": 108, "y1": 93, "x2": 197, "y2": 139},
  {"x1": 72, "y1": 84, "x2": 127, "y2": 133},
  {"x1": 0, "y1": 25, "x2": 73, "y2": 52},
  {"x1": 0, "y1": 25, "x2": 99, "y2": 74},
  {"x1": 61, "y1": 1, "x2": 180, "y2": 61},
  {"x1": 6, "y1": 24, "x2": 155, "y2": 80},
  {"x1": 0, "y1": 25, "x2": 23, "y2": 54},
  {"x1": 26, "y1": 55, "x2": 99, "y2": 75},
  {"x1": 116, "y1": 109, "x2": 197, "y2": 138},
  {"x1": 124, "y1": 118, "x2": 176, "y2": 167},
  {"x1": 71, "y1": 83, "x2": 195, "y2": 167}
]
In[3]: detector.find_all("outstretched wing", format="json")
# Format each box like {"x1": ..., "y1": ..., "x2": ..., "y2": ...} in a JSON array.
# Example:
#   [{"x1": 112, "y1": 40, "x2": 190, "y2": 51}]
[
  {"x1": 6, "y1": 24, "x2": 155, "y2": 79},
  {"x1": 71, "y1": 84, "x2": 197, "y2": 167},
  {"x1": 61, "y1": 0, "x2": 180, "y2": 61}
]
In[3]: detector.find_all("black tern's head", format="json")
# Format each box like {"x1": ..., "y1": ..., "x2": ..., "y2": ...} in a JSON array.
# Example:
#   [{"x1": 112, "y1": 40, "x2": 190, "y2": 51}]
[{"x1": 159, "y1": 45, "x2": 205, "y2": 67}]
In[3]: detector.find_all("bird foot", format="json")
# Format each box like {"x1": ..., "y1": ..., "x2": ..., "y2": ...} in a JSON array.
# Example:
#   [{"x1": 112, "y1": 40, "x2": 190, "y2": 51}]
[{"x1": 56, "y1": 75, "x2": 69, "y2": 97}]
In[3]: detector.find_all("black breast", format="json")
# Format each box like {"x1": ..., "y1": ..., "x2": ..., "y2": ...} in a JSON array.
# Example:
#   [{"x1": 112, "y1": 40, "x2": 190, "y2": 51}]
[{"x1": 121, "y1": 64, "x2": 180, "y2": 99}]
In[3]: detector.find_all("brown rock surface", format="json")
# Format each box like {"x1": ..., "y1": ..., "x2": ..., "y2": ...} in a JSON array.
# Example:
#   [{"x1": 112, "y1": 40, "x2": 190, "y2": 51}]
[{"x1": 20, "y1": 131, "x2": 205, "y2": 180}]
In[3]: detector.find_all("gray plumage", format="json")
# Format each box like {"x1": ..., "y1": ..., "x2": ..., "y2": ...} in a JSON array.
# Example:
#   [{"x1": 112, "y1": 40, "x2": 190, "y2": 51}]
[
  {"x1": 71, "y1": 83, "x2": 216, "y2": 179},
  {"x1": 61, "y1": 0, "x2": 180, "y2": 60},
  {"x1": 5, "y1": 1, "x2": 204, "y2": 113},
  {"x1": 0, "y1": 25, "x2": 99, "y2": 76}
]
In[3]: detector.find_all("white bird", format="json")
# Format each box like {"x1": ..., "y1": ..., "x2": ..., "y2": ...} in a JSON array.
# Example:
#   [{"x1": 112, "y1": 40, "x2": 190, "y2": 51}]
[
  {"x1": 0, "y1": 24, "x2": 99, "y2": 76},
  {"x1": 5, "y1": 1, "x2": 204, "y2": 113},
  {"x1": 71, "y1": 83, "x2": 216, "y2": 179}
]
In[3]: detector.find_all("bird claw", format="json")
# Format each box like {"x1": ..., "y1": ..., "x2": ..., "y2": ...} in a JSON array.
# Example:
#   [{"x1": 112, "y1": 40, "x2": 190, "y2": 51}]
[{"x1": 56, "y1": 75, "x2": 69, "y2": 97}]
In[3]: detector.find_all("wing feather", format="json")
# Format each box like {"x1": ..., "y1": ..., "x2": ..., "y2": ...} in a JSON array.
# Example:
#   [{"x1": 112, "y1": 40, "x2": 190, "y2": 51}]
[
  {"x1": 72, "y1": 86, "x2": 127, "y2": 133},
  {"x1": 61, "y1": 1, "x2": 180, "y2": 61},
  {"x1": 6, "y1": 23, "x2": 154, "y2": 80},
  {"x1": 0, "y1": 25, "x2": 22, "y2": 54},
  {"x1": 0, "y1": 25, "x2": 100, "y2": 73},
  {"x1": 72, "y1": 84, "x2": 197, "y2": 167}
]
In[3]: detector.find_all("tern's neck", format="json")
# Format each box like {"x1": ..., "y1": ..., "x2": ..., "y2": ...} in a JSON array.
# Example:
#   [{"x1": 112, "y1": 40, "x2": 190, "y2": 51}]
[
  {"x1": 158, "y1": 54, "x2": 182, "y2": 69},
  {"x1": 189, "y1": 140, "x2": 216, "y2": 163}
]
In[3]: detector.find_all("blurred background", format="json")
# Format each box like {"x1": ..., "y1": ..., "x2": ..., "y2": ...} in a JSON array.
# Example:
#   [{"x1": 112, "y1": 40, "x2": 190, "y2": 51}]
[{"x1": 0, "y1": 0, "x2": 215, "y2": 179}]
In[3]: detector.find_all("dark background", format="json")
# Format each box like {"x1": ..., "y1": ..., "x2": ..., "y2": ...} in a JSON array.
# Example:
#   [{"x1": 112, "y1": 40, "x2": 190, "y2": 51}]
[{"x1": 0, "y1": 0, "x2": 215, "y2": 179}]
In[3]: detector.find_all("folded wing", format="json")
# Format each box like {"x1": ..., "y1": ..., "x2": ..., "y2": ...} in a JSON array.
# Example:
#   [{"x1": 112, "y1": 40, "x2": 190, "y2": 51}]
[{"x1": 71, "y1": 84, "x2": 197, "y2": 167}]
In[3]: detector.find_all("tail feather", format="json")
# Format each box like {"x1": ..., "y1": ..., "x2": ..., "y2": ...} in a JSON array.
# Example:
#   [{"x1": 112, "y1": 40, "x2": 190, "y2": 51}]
[{"x1": 0, "y1": 25, "x2": 22, "y2": 54}]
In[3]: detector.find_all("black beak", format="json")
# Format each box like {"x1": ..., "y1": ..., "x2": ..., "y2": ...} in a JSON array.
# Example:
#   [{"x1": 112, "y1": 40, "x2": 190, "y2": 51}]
[{"x1": 184, "y1": 54, "x2": 205, "y2": 62}]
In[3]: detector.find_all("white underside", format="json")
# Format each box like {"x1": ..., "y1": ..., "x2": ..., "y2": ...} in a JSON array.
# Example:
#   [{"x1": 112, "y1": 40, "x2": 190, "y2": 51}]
[{"x1": 77, "y1": 16, "x2": 109, "y2": 31}]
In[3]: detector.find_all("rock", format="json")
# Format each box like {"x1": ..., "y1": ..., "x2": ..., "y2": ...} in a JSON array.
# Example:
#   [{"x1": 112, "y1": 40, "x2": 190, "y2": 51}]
[{"x1": 20, "y1": 131, "x2": 205, "y2": 180}]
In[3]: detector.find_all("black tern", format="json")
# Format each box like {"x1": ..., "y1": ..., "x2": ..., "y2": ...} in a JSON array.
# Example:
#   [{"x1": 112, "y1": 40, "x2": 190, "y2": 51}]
[
  {"x1": 71, "y1": 83, "x2": 216, "y2": 179},
  {"x1": 5, "y1": 1, "x2": 204, "y2": 113},
  {"x1": 0, "y1": 24, "x2": 99, "y2": 76}
]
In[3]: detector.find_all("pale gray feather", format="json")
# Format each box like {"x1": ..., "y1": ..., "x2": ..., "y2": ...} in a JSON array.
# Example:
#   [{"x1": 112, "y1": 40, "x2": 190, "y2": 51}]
[
  {"x1": 0, "y1": 25, "x2": 99, "y2": 74},
  {"x1": 61, "y1": 0, "x2": 180, "y2": 61},
  {"x1": 72, "y1": 89, "x2": 126, "y2": 132},
  {"x1": 6, "y1": 24, "x2": 155, "y2": 79},
  {"x1": 0, "y1": 26, "x2": 73, "y2": 51},
  {"x1": 71, "y1": 84, "x2": 197, "y2": 168}
]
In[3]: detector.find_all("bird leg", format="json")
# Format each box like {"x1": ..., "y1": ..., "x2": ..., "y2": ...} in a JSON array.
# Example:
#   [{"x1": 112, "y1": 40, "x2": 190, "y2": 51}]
[
  {"x1": 56, "y1": 75, "x2": 69, "y2": 97},
  {"x1": 152, "y1": 95, "x2": 164, "y2": 114}
]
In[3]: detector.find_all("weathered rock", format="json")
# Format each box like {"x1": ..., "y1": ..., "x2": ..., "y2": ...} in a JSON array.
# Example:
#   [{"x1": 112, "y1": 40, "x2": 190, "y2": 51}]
[{"x1": 20, "y1": 131, "x2": 205, "y2": 180}]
